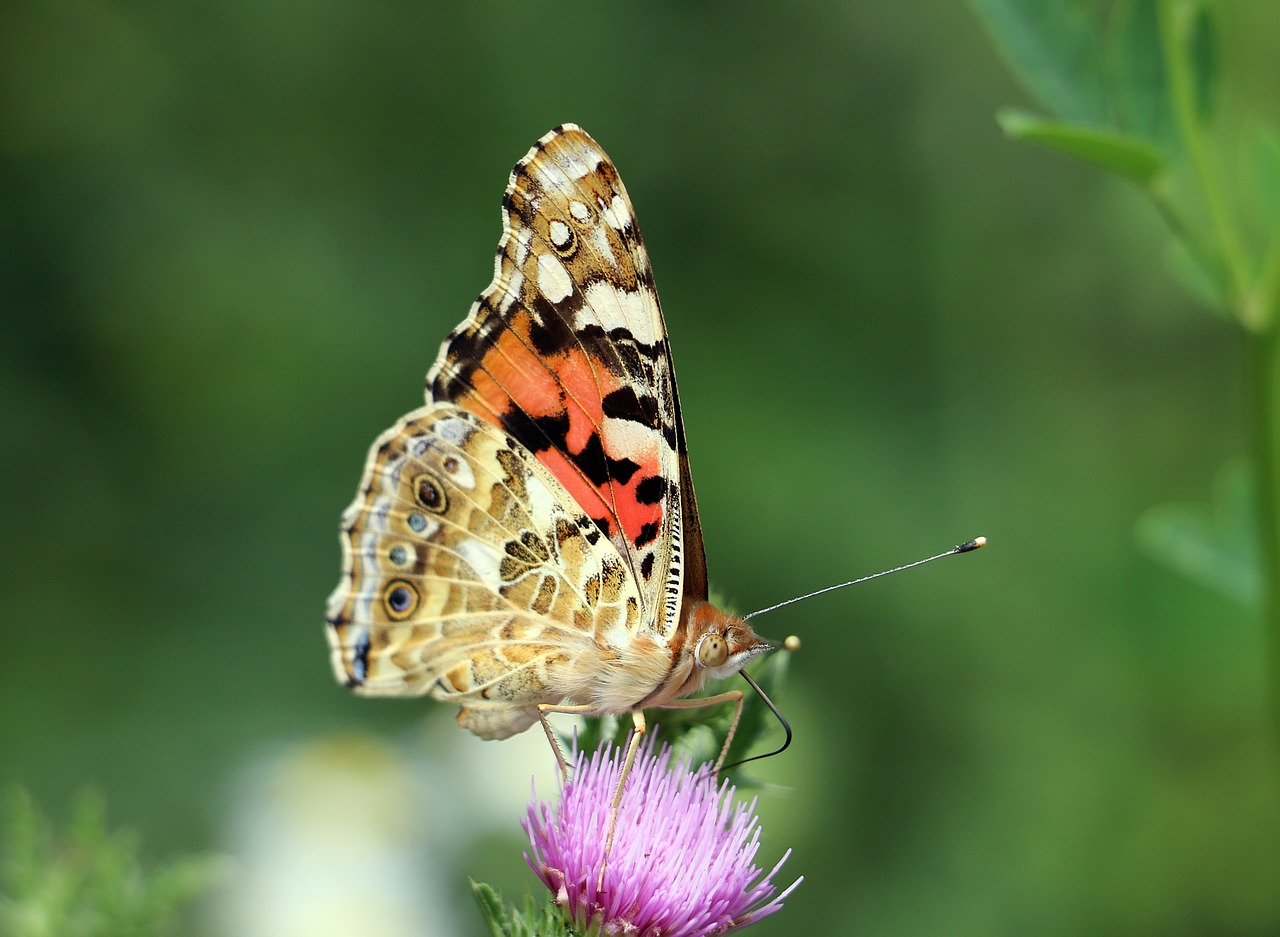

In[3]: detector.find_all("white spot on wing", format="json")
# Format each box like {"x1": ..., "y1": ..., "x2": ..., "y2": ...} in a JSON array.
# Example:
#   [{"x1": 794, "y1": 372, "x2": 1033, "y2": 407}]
[
  {"x1": 512, "y1": 226, "x2": 533, "y2": 266},
  {"x1": 581, "y1": 281, "x2": 658, "y2": 340},
  {"x1": 367, "y1": 495, "x2": 394, "y2": 531},
  {"x1": 560, "y1": 146, "x2": 601, "y2": 180},
  {"x1": 380, "y1": 454, "x2": 409, "y2": 490},
  {"x1": 407, "y1": 514, "x2": 439, "y2": 538},
  {"x1": 443, "y1": 455, "x2": 475, "y2": 490},
  {"x1": 324, "y1": 583, "x2": 347, "y2": 619},
  {"x1": 389, "y1": 543, "x2": 416, "y2": 567},
  {"x1": 584, "y1": 224, "x2": 618, "y2": 270},
  {"x1": 600, "y1": 616, "x2": 634, "y2": 651},
  {"x1": 607, "y1": 195, "x2": 631, "y2": 231},
  {"x1": 435, "y1": 359, "x2": 463, "y2": 392},
  {"x1": 456, "y1": 537, "x2": 502, "y2": 584},
  {"x1": 570, "y1": 201, "x2": 590, "y2": 222},
  {"x1": 435, "y1": 417, "x2": 473, "y2": 446},
  {"x1": 495, "y1": 267, "x2": 524, "y2": 313},
  {"x1": 523, "y1": 474, "x2": 559, "y2": 531},
  {"x1": 602, "y1": 417, "x2": 664, "y2": 464},
  {"x1": 350, "y1": 591, "x2": 374, "y2": 625},
  {"x1": 358, "y1": 530, "x2": 383, "y2": 576},
  {"x1": 549, "y1": 220, "x2": 572, "y2": 249},
  {"x1": 537, "y1": 253, "x2": 573, "y2": 304}
]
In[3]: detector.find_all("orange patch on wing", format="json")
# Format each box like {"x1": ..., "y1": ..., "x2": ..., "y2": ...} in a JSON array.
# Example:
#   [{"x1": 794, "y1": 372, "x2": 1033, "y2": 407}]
[
  {"x1": 555, "y1": 347, "x2": 612, "y2": 453},
  {"x1": 538, "y1": 447, "x2": 610, "y2": 519},
  {"x1": 464, "y1": 322, "x2": 560, "y2": 421},
  {"x1": 454, "y1": 310, "x2": 668, "y2": 553},
  {"x1": 614, "y1": 459, "x2": 664, "y2": 546}
]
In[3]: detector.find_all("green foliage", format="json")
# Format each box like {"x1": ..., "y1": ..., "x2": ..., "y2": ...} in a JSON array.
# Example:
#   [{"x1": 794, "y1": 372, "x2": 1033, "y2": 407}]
[
  {"x1": 975, "y1": 0, "x2": 1276, "y2": 564},
  {"x1": 995, "y1": 108, "x2": 1165, "y2": 182},
  {"x1": 978, "y1": 0, "x2": 1242, "y2": 312},
  {"x1": 977, "y1": 0, "x2": 1280, "y2": 771},
  {"x1": 972, "y1": 0, "x2": 1216, "y2": 173},
  {"x1": 1243, "y1": 122, "x2": 1280, "y2": 239},
  {"x1": 0, "y1": 789, "x2": 222, "y2": 937},
  {"x1": 970, "y1": 0, "x2": 1111, "y2": 126},
  {"x1": 1137, "y1": 460, "x2": 1261, "y2": 606},
  {"x1": 472, "y1": 881, "x2": 572, "y2": 937}
]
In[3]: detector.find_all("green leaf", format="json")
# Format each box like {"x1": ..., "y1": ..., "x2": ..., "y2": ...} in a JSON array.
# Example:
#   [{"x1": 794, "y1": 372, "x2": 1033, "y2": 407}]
[
  {"x1": 471, "y1": 881, "x2": 573, "y2": 937},
  {"x1": 1105, "y1": 0, "x2": 1179, "y2": 153},
  {"x1": 997, "y1": 108, "x2": 1166, "y2": 183},
  {"x1": 1242, "y1": 119, "x2": 1280, "y2": 237},
  {"x1": 1164, "y1": 235, "x2": 1229, "y2": 314},
  {"x1": 1135, "y1": 459, "x2": 1261, "y2": 607},
  {"x1": 472, "y1": 881, "x2": 514, "y2": 937},
  {"x1": 970, "y1": 0, "x2": 1109, "y2": 125},
  {"x1": 0, "y1": 788, "x2": 221, "y2": 937},
  {"x1": 1187, "y1": 2, "x2": 1217, "y2": 121}
]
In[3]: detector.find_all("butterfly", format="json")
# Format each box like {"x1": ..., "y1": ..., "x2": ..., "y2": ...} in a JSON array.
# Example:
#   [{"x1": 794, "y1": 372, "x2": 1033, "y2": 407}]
[{"x1": 324, "y1": 125, "x2": 773, "y2": 842}]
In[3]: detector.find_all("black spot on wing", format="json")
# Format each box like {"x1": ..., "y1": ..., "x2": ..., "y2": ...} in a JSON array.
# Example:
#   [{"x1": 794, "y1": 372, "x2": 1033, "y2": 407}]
[
  {"x1": 574, "y1": 432, "x2": 640, "y2": 486},
  {"x1": 576, "y1": 324, "x2": 663, "y2": 380},
  {"x1": 349, "y1": 628, "x2": 370, "y2": 687},
  {"x1": 427, "y1": 299, "x2": 508, "y2": 401},
  {"x1": 635, "y1": 521, "x2": 659, "y2": 549},
  {"x1": 634, "y1": 475, "x2": 669, "y2": 505},
  {"x1": 659, "y1": 419, "x2": 678, "y2": 450},
  {"x1": 636, "y1": 264, "x2": 657, "y2": 292},
  {"x1": 577, "y1": 515, "x2": 602, "y2": 545},
  {"x1": 501, "y1": 407, "x2": 570, "y2": 456},
  {"x1": 602, "y1": 386, "x2": 658, "y2": 427},
  {"x1": 640, "y1": 552, "x2": 656, "y2": 580},
  {"x1": 528, "y1": 294, "x2": 582, "y2": 356}
]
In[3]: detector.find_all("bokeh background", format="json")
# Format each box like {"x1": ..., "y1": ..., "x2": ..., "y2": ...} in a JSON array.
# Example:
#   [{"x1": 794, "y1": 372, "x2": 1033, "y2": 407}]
[{"x1": 4, "y1": 1, "x2": 1279, "y2": 935}]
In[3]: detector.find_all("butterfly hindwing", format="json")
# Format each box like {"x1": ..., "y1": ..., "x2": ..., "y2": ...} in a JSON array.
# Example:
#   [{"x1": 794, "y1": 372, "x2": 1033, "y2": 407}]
[{"x1": 325, "y1": 405, "x2": 646, "y2": 737}]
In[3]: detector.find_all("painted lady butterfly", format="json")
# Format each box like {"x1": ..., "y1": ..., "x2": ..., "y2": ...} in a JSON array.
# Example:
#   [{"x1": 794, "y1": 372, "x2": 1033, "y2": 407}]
[{"x1": 325, "y1": 124, "x2": 771, "y2": 783}]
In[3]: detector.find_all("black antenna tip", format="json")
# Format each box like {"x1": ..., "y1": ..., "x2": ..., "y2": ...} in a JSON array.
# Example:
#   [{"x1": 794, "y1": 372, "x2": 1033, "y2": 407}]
[{"x1": 955, "y1": 536, "x2": 986, "y2": 553}]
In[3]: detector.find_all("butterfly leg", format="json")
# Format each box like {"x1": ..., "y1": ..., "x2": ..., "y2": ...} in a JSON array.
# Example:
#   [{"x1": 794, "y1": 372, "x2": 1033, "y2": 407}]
[
  {"x1": 655, "y1": 689, "x2": 745, "y2": 775},
  {"x1": 598, "y1": 709, "x2": 646, "y2": 891},
  {"x1": 536, "y1": 701, "x2": 600, "y2": 782}
]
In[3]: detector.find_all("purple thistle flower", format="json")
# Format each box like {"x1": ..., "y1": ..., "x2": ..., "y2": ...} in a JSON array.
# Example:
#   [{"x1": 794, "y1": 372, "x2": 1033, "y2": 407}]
[{"x1": 524, "y1": 735, "x2": 802, "y2": 937}]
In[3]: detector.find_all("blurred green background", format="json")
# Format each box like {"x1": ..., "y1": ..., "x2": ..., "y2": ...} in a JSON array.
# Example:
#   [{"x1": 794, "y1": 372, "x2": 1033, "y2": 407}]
[{"x1": 4, "y1": 1, "x2": 1279, "y2": 934}]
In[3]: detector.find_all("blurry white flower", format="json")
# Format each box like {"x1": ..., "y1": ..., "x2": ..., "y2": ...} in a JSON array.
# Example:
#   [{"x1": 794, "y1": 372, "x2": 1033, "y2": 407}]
[{"x1": 215, "y1": 733, "x2": 456, "y2": 937}]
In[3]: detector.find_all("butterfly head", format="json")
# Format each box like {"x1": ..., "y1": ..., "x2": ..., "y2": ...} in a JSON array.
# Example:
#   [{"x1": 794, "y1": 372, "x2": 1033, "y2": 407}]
[{"x1": 686, "y1": 602, "x2": 772, "y2": 682}]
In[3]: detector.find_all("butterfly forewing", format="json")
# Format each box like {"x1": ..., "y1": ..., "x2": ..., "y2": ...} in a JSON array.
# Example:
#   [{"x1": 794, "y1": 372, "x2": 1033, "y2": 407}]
[{"x1": 424, "y1": 125, "x2": 696, "y2": 636}]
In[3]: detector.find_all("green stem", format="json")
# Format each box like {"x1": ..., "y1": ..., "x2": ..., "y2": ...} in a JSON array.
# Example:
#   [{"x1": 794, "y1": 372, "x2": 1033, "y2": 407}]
[
  {"x1": 1247, "y1": 324, "x2": 1280, "y2": 740},
  {"x1": 1256, "y1": 228, "x2": 1280, "y2": 330},
  {"x1": 1160, "y1": 1, "x2": 1280, "y2": 749}
]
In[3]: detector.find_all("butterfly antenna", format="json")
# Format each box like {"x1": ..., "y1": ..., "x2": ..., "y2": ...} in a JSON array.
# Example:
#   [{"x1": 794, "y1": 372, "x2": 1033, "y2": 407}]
[
  {"x1": 725, "y1": 537, "x2": 985, "y2": 771},
  {"x1": 742, "y1": 536, "x2": 986, "y2": 622},
  {"x1": 721, "y1": 670, "x2": 792, "y2": 772}
]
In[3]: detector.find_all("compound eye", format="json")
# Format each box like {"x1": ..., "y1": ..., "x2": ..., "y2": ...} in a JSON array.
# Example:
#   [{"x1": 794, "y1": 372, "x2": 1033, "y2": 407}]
[{"x1": 697, "y1": 633, "x2": 729, "y2": 668}]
